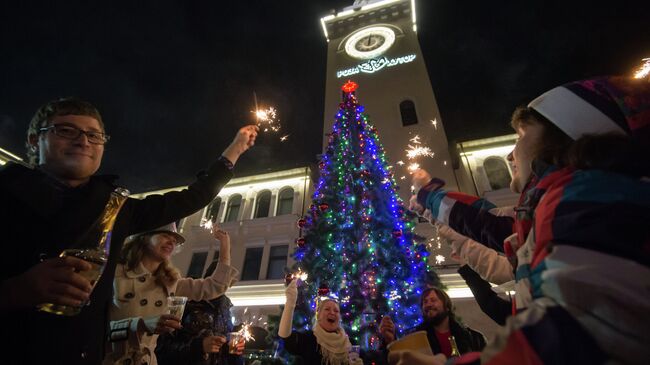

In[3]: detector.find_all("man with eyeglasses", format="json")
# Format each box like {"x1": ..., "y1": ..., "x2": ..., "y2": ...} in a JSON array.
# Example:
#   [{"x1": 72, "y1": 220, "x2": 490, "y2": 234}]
[{"x1": 0, "y1": 97, "x2": 258, "y2": 365}]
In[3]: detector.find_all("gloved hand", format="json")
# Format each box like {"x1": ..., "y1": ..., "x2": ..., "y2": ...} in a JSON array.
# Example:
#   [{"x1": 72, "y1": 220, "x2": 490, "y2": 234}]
[{"x1": 285, "y1": 278, "x2": 298, "y2": 307}]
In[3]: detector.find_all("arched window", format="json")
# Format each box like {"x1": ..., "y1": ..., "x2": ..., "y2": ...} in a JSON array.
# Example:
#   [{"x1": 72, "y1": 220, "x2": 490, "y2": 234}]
[
  {"x1": 276, "y1": 188, "x2": 294, "y2": 216},
  {"x1": 224, "y1": 194, "x2": 242, "y2": 222},
  {"x1": 205, "y1": 197, "x2": 222, "y2": 222},
  {"x1": 399, "y1": 100, "x2": 418, "y2": 126},
  {"x1": 254, "y1": 190, "x2": 272, "y2": 219},
  {"x1": 483, "y1": 157, "x2": 511, "y2": 190}
]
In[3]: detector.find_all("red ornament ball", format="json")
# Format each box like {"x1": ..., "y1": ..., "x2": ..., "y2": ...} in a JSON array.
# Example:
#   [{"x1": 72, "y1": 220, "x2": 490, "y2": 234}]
[
  {"x1": 297, "y1": 218, "x2": 307, "y2": 228},
  {"x1": 318, "y1": 285, "x2": 330, "y2": 296},
  {"x1": 319, "y1": 203, "x2": 330, "y2": 211},
  {"x1": 295, "y1": 237, "x2": 306, "y2": 248},
  {"x1": 392, "y1": 229, "x2": 403, "y2": 238}
]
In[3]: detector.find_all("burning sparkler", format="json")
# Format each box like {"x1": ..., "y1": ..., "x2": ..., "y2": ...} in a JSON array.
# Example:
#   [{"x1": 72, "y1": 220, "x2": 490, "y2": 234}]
[
  {"x1": 633, "y1": 58, "x2": 650, "y2": 79},
  {"x1": 238, "y1": 323, "x2": 255, "y2": 342},
  {"x1": 199, "y1": 217, "x2": 213, "y2": 231},
  {"x1": 291, "y1": 269, "x2": 309, "y2": 282},
  {"x1": 253, "y1": 107, "x2": 281, "y2": 132}
]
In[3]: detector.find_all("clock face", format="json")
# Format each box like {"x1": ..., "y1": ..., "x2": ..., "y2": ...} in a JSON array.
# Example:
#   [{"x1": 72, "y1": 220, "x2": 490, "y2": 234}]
[{"x1": 345, "y1": 26, "x2": 396, "y2": 59}]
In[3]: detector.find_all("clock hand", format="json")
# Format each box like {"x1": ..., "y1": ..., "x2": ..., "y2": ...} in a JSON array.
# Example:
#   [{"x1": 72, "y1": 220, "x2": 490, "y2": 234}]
[{"x1": 367, "y1": 36, "x2": 372, "y2": 46}]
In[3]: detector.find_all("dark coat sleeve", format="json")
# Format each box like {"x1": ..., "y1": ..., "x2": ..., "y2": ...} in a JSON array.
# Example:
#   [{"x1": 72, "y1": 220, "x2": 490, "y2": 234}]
[
  {"x1": 121, "y1": 159, "x2": 233, "y2": 235},
  {"x1": 448, "y1": 203, "x2": 514, "y2": 253},
  {"x1": 458, "y1": 265, "x2": 511, "y2": 326}
]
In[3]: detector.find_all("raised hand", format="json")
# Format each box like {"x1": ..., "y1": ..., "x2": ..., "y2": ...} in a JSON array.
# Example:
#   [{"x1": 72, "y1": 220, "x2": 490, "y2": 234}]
[
  {"x1": 1, "y1": 256, "x2": 93, "y2": 309},
  {"x1": 379, "y1": 315, "x2": 396, "y2": 344},
  {"x1": 285, "y1": 279, "x2": 298, "y2": 306},
  {"x1": 221, "y1": 125, "x2": 259, "y2": 165}
]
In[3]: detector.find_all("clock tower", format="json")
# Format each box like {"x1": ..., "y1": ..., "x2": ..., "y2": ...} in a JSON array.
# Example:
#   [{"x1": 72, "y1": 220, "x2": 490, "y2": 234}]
[{"x1": 321, "y1": 0, "x2": 458, "y2": 200}]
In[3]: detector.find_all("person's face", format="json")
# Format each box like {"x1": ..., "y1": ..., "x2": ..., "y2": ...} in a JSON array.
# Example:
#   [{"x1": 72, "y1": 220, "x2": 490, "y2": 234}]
[
  {"x1": 145, "y1": 233, "x2": 180, "y2": 262},
  {"x1": 508, "y1": 122, "x2": 544, "y2": 193},
  {"x1": 421, "y1": 291, "x2": 446, "y2": 322},
  {"x1": 31, "y1": 115, "x2": 104, "y2": 186},
  {"x1": 317, "y1": 300, "x2": 341, "y2": 332}
]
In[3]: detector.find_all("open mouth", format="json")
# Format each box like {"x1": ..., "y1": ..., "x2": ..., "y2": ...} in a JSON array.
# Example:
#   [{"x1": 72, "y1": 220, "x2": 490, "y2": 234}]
[{"x1": 327, "y1": 318, "x2": 336, "y2": 324}]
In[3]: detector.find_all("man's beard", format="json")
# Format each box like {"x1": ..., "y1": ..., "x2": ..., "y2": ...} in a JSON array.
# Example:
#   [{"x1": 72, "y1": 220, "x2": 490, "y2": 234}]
[{"x1": 424, "y1": 309, "x2": 449, "y2": 326}]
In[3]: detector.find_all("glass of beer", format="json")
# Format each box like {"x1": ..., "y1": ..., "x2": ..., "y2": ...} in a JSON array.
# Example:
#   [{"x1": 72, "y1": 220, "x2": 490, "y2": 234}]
[
  {"x1": 167, "y1": 296, "x2": 188, "y2": 318},
  {"x1": 228, "y1": 331, "x2": 243, "y2": 354}
]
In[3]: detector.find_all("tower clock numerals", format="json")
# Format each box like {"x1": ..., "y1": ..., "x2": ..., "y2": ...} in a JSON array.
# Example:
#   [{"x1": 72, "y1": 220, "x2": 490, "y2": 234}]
[
  {"x1": 344, "y1": 26, "x2": 396, "y2": 59},
  {"x1": 355, "y1": 34, "x2": 386, "y2": 52}
]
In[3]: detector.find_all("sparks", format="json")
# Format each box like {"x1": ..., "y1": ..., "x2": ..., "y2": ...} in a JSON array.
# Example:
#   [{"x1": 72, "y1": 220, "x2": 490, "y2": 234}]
[
  {"x1": 435, "y1": 254, "x2": 446, "y2": 265},
  {"x1": 431, "y1": 118, "x2": 438, "y2": 130},
  {"x1": 280, "y1": 134, "x2": 290, "y2": 142},
  {"x1": 406, "y1": 145, "x2": 434, "y2": 159},
  {"x1": 633, "y1": 58, "x2": 650, "y2": 79},
  {"x1": 199, "y1": 217, "x2": 213, "y2": 231},
  {"x1": 407, "y1": 162, "x2": 420, "y2": 172},
  {"x1": 396, "y1": 160, "x2": 405, "y2": 165},
  {"x1": 253, "y1": 107, "x2": 281, "y2": 132},
  {"x1": 238, "y1": 323, "x2": 255, "y2": 342},
  {"x1": 409, "y1": 135, "x2": 421, "y2": 144},
  {"x1": 291, "y1": 269, "x2": 309, "y2": 282}
]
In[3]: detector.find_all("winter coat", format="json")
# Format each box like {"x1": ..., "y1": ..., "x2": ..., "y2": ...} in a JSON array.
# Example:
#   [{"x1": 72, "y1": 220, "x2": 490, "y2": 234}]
[
  {"x1": 104, "y1": 262, "x2": 238, "y2": 365},
  {"x1": 156, "y1": 296, "x2": 244, "y2": 365},
  {"x1": 453, "y1": 167, "x2": 650, "y2": 365},
  {"x1": 0, "y1": 160, "x2": 232, "y2": 365}
]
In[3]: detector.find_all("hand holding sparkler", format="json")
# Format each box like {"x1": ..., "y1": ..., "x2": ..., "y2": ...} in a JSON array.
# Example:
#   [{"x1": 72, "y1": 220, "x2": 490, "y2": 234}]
[
  {"x1": 221, "y1": 125, "x2": 259, "y2": 166},
  {"x1": 212, "y1": 225, "x2": 231, "y2": 265}
]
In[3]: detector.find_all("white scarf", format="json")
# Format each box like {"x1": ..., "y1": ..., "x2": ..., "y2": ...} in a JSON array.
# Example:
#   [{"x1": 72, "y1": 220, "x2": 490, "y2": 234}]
[{"x1": 312, "y1": 323, "x2": 351, "y2": 365}]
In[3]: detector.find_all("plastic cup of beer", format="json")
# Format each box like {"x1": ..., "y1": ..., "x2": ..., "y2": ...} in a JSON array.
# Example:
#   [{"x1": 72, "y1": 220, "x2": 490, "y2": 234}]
[
  {"x1": 386, "y1": 330, "x2": 433, "y2": 355},
  {"x1": 228, "y1": 331, "x2": 243, "y2": 354},
  {"x1": 167, "y1": 296, "x2": 188, "y2": 319},
  {"x1": 349, "y1": 345, "x2": 361, "y2": 361}
]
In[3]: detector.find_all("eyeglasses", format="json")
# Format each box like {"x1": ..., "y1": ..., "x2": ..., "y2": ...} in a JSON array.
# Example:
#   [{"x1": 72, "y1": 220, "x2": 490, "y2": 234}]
[{"x1": 40, "y1": 124, "x2": 110, "y2": 145}]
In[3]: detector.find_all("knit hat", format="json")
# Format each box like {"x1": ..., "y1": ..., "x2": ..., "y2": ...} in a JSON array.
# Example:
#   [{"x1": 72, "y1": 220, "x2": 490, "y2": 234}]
[{"x1": 528, "y1": 76, "x2": 650, "y2": 142}]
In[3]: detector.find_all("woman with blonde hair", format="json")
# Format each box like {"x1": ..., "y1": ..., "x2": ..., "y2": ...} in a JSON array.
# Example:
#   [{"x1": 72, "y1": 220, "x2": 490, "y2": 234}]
[
  {"x1": 104, "y1": 223, "x2": 238, "y2": 365},
  {"x1": 279, "y1": 279, "x2": 363, "y2": 365}
]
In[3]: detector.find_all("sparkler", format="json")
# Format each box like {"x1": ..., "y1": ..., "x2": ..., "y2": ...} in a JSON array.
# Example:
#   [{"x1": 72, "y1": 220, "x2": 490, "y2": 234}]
[
  {"x1": 633, "y1": 58, "x2": 650, "y2": 79},
  {"x1": 253, "y1": 92, "x2": 281, "y2": 133},
  {"x1": 238, "y1": 323, "x2": 255, "y2": 342},
  {"x1": 291, "y1": 269, "x2": 309, "y2": 282},
  {"x1": 199, "y1": 217, "x2": 213, "y2": 231}
]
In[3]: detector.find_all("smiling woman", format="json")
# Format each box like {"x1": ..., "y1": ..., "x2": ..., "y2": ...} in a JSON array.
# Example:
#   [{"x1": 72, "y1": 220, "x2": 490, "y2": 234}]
[{"x1": 105, "y1": 223, "x2": 239, "y2": 365}]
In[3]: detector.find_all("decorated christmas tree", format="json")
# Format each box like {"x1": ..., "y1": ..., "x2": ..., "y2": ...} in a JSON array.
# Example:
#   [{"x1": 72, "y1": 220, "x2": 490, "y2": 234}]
[{"x1": 289, "y1": 81, "x2": 432, "y2": 352}]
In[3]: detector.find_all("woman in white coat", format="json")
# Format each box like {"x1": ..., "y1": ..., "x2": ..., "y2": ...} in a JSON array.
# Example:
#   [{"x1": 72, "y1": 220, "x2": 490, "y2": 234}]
[{"x1": 104, "y1": 223, "x2": 238, "y2": 365}]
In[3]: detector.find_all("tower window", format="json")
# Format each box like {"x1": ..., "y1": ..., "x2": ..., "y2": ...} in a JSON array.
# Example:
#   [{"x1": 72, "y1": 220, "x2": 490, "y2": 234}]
[{"x1": 400, "y1": 100, "x2": 418, "y2": 126}]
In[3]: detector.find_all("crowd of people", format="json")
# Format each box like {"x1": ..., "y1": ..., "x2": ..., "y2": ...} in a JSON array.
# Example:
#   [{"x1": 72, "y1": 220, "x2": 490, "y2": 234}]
[{"x1": 1, "y1": 72, "x2": 648, "y2": 365}]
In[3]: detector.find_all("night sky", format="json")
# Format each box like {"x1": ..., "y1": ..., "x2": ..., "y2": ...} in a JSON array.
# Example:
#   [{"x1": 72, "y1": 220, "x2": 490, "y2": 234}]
[{"x1": 1, "y1": 0, "x2": 647, "y2": 192}]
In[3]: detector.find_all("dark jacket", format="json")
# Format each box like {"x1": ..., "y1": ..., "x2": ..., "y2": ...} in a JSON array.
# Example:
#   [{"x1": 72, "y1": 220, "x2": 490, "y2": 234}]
[
  {"x1": 410, "y1": 317, "x2": 486, "y2": 356},
  {"x1": 156, "y1": 296, "x2": 244, "y2": 365},
  {"x1": 0, "y1": 161, "x2": 232, "y2": 365},
  {"x1": 282, "y1": 330, "x2": 322, "y2": 365},
  {"x1": 457, "y1": 265, "x2": 511, "y2": 326}
]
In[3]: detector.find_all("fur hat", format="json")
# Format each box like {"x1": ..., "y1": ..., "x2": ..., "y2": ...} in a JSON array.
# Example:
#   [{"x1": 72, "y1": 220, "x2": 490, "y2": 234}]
[
  {"x1": 528, "y1": 76, "x2": 650, "y2": 142},
  {"x1": 123, "y1": 222, "x2": 185, "y2": 246}
]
